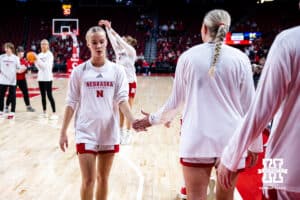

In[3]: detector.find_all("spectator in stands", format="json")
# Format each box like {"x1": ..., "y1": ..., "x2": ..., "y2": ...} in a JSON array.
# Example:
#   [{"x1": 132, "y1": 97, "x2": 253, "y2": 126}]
[
  {"x1": 5, "y1": 46, "x2": 35, "y2": 113},
  {"x1": 133, "y1": 9, "x2": 262, "y2": 200},
  {"x1": 142, "y1": 58, "x2": 150, "y2": 76},
  {"x1": 31, "y1": 41, "x2": 37, "y2": 52},
  {"x1": 160, "y1": 23, "x2": 169, "y2": 36},
  {"x1": 252, "y1": 56, "x2": 265, "y2": 88},
  {"x1": 54, "y1": 56, "x2": 66, "y2": 72},
  {"x1": 150, "y1": 60, "x2": 156, "y2": 73}
]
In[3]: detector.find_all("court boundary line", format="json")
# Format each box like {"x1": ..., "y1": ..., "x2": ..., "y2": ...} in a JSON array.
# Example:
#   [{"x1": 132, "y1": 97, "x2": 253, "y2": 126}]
[{"x1": 119, "y1": 152, "x2": 144, "y2": 200}]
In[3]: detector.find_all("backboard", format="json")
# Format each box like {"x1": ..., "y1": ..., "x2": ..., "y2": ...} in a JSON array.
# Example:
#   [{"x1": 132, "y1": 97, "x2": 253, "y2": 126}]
[{"x1": 52, "y1": 18, "x2": 79, "y2": 36}]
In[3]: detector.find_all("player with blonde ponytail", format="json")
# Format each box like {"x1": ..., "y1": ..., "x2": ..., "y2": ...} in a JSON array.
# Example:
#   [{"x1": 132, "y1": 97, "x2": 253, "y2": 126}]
[
  {"x1": 133, "y1": 9, "x2": 262, "y2": 200},
  {"x1": 202, "y1": 10, "x2": 230, "y2": 77}
]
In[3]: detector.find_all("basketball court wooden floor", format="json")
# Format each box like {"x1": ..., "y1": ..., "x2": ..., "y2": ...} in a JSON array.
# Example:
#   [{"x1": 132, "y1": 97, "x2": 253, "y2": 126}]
[{"x1": 0, "y1": 73, "x2": 242, "y2": 200}]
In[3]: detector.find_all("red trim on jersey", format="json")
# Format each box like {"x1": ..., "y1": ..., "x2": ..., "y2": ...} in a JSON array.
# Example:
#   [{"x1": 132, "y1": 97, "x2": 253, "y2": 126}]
[{"x1": 128, "y1": 82, "x2": 137, "y2": 98}]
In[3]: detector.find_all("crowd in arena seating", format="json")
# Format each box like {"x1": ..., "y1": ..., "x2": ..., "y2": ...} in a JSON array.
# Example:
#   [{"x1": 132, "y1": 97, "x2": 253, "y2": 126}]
[{"x1": 0, "y1": 1, "x2": 298, "y2": 76}]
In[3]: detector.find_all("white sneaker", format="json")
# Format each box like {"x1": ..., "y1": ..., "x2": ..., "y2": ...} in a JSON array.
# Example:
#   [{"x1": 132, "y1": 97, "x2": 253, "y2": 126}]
[{"x1": 49, "y1": 114, "x2": 58, "y2": 120}]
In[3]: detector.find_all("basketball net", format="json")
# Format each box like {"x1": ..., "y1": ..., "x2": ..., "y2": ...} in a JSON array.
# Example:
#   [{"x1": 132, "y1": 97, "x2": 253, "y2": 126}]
[{"x1": 61, "y1": 32, "x2": 68, "y2": 40}]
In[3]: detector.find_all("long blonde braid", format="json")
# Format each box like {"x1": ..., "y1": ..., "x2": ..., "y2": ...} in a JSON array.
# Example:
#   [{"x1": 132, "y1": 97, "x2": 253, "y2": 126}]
[
  {"x1": 203, "y1": 9, "x2": 231, "y2": 77},
  {"x1": 208, "y1": 24, "x2": 228, "y2": 77}
]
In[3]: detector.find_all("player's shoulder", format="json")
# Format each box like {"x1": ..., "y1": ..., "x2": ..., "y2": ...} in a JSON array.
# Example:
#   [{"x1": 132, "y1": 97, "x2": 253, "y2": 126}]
[
  {"x1": 12, "y1": 54, "x2": 19, "y2": 59},
  {"x1": 0, "y1": 53, "x2": 9, "y2": 58},
  {"x1": 277, "y1": 26, "x2": 300, "y2": 39},
  {"x1": 181, "y1": 43, "x2": 219, "y2": 58},
  {"x1": 181, "y1": 44, "x2": 203, "y2": 56},
  {"x1": 222, "y1": 44, "x2": 249, "y2": 61},
  {"x1": 178, "y1": 43, "x2": 217, "y2": 62},
  {"x1": 273, "y1": 26, "x2": 300, "y2": 46},
  {"x1": 73, "y1": 61, "x2": 88, "y2": 72}
]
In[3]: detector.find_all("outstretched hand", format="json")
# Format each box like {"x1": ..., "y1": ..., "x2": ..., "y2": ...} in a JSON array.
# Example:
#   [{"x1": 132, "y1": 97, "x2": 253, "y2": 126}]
[{"x1": 132, "y1": 110, "x2": 152, "y2": 132}]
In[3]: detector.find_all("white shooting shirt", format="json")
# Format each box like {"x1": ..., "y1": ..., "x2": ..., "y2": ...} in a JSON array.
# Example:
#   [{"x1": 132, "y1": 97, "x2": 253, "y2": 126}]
[
  {"x1": 66, "y1": 59, "x2": 128, "y2": 145},
  {"x1": 149, "y1": 42, "x2": 262, "y2": 158}
]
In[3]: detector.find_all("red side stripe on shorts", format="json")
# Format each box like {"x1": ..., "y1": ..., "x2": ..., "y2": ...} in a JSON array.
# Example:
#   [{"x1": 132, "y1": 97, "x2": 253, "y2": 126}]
[
  {"x1": 76, "y1": 144, "x2": 120, "y2": 154},
  {"x1": 76, "y1": 143, "x2": 97, "y2": 155},
  {"x1": 98, "y1": 145, "x2": 120, "y2": 154}
]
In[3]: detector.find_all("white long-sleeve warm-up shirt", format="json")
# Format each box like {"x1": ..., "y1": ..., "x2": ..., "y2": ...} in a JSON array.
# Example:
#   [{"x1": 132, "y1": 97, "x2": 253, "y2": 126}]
[
  {"x1": 66, "y1": 60, "x2": 128, "y2": 145},
  {"x1": 222, "y1": 26, "x2": 300, "y2": 192},
  {"x1": 106, "y1": 28, "x2": 137, "y2": 83},
  {"x1": 0, "y1": 54, "x2": 21, "y2": 85},
  {"x1": 35, "y1": 50, "x2": 54, "y2": 81},
  {"x1": 149, "y1": 42, "x2": 262, "y2": 158}
]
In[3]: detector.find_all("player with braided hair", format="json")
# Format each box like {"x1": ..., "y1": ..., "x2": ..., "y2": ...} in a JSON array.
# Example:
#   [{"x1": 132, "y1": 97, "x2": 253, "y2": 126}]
[{"x1": 133, "y1": 9, "x2": 263, "y2": 200}]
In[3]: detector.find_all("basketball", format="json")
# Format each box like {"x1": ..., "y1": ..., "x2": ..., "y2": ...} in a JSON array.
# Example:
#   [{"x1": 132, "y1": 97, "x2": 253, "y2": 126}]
[{"x1": 26, "y1": 51, "x2": 37, "y2": 63}]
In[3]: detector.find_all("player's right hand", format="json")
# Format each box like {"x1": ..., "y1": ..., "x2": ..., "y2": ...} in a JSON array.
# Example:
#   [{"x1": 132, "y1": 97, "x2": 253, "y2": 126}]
[{"x1": 59, "y1": 133, "x2": 68, "y2": 152}]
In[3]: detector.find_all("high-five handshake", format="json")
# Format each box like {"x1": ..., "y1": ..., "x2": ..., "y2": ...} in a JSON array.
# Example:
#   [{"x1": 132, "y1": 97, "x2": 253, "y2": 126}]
[
  {"x1": 132, "y1": 110, "x2": 152, "y2": 132},
  {"x1": 127, "y1": 109, "x2": 172, "y2": 132}
]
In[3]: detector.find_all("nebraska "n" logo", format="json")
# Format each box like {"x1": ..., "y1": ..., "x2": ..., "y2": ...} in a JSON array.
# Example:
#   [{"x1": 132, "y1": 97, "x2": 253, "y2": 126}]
[{"x1": 96, "y1": 90, "x2": 104, "y2": 97}]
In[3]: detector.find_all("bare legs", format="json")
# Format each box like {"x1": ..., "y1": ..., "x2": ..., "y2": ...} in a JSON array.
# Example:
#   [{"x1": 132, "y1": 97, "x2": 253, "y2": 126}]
[{"x1": 78, "y1": 153, "x2": 115, "y2": 200}]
